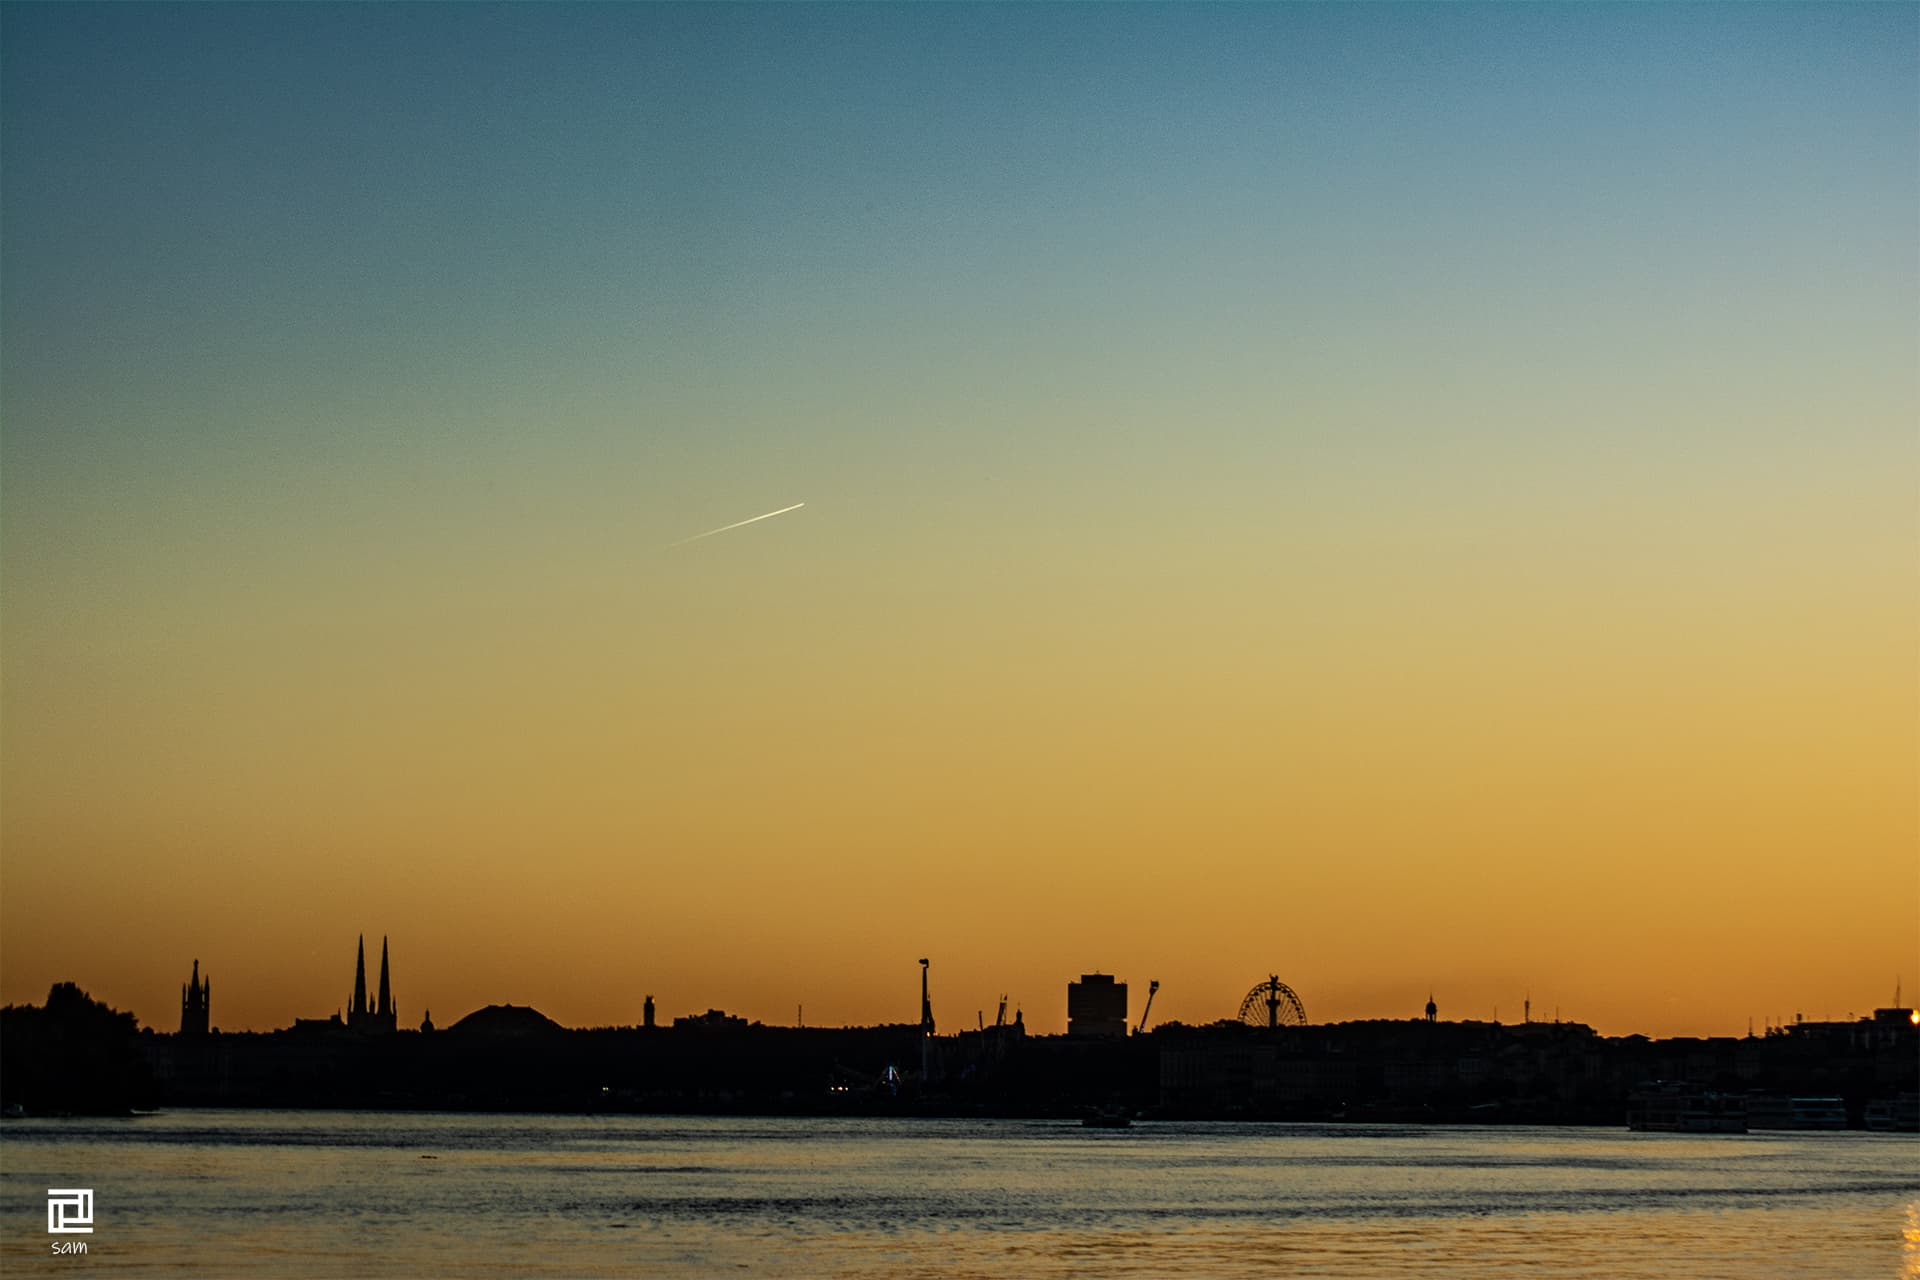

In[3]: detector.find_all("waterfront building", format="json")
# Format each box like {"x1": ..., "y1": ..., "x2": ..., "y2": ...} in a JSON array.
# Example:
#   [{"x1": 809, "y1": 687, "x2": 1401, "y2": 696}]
[{"x1": 1068, "y1": 973, "x2": 1128, "y2": 1038}]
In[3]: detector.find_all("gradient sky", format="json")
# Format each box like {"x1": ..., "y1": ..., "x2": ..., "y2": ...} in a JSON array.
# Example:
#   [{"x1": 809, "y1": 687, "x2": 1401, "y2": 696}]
[{"x1": 3, "y1": 3, "x2": 1914, "y2": 1038}]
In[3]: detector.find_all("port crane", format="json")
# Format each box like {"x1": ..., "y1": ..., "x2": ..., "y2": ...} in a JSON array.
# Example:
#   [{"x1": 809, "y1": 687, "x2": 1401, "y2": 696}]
[{"x1": 1136, "y1": 980, "x2": 1159, "y2": 1034}]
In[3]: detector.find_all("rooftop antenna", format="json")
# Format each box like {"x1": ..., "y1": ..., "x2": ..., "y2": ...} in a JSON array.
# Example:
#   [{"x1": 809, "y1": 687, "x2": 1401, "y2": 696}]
[{"x1": 918, "y1": 958, "x2": 935, "y2": 1083}]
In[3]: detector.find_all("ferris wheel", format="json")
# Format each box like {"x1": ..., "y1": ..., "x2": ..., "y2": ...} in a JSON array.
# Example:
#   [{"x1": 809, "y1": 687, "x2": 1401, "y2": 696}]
[{"x1": 1237, "y1": 975, "x2": 1308, "y2": 1028}]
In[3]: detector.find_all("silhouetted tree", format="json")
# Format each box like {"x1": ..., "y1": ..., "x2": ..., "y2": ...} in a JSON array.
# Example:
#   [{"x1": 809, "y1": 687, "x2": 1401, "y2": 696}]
[{"x1": 1, "y1": 983, "x2": 152, "y2": 1114}]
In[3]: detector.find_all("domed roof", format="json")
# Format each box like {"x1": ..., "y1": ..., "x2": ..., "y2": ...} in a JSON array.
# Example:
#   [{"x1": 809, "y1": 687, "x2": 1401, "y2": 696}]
[{"x1": 444, "y1": 1003, "x2": 564, "y2": 1037}]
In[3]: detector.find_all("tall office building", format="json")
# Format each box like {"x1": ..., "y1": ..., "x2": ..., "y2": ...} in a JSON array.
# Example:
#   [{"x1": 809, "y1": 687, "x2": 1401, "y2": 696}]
[{"x1": 1068, "y1": 973, "x2": 1128, "y2": 1037}]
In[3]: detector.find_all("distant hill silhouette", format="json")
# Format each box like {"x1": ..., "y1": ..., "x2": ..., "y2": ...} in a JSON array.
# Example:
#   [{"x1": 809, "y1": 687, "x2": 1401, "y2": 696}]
[{"x1": 446, "y1": 1003, "x2": 564, "y2": 1037}]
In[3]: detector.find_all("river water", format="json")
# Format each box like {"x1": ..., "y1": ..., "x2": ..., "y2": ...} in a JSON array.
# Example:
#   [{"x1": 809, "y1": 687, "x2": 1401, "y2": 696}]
[{"x1": 2, "y1": 1111, "x2": 1914, "y2": 1276}]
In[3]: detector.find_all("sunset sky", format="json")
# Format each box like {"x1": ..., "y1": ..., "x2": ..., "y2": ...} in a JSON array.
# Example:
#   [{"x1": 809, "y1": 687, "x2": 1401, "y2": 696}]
[{"x1": 3, "y1": 3, "x2": 1914, "y2": 1038}]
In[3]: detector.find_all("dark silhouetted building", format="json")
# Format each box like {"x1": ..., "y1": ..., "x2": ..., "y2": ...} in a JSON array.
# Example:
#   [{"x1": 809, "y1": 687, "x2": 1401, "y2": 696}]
[
  {"x1": 180, "y1": 960, "x2": 210, "y2": 1036},
  {"x1": 347, "y1": 935, "x2": 398, "y2": 1034},
  {"x1": 1068, "y1": 973, "x2": 1128, "y2": 1038}
]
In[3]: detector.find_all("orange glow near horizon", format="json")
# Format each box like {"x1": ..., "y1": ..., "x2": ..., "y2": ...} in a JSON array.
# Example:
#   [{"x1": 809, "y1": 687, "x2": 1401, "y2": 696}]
[{"x1": 2, "y1": 462, "x2": 1912, "y2": 1038}]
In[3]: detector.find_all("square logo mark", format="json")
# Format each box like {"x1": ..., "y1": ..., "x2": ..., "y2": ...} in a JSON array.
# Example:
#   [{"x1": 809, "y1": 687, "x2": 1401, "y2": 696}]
[{"x1": 47, "y1": 1189, "x2": 94, "y2": 1235}]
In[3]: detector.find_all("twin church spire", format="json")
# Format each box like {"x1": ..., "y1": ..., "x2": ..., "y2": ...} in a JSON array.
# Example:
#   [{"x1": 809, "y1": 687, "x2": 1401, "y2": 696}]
[
  {"x1": 349, "y1": 934, "x2": 397, "y2": 1034},
  {"x1": 180, "y1": 935, "x2": 402, "y2": 1036}
]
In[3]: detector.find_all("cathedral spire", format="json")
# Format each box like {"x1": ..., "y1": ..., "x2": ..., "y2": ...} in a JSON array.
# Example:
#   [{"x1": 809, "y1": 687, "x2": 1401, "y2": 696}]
[
  {"x1": 180, "y1": 957, "x2": 210, "y2": 1035},
  {"x1": 352, "y1": 934, "x2": 369, "y2": 1019},
  {"x1": 377, "y1": 936, "x2": 393, "y2": 1019}
]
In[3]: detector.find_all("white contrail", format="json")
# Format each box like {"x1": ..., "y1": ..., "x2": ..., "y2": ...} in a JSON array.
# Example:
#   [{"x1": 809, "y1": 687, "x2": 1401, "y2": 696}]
[{"x1": 670, "y1": 502, "x2": 806, "y2": 547}]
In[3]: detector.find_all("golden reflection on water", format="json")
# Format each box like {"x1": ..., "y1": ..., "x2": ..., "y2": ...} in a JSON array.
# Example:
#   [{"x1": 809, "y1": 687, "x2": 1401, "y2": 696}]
[
  {"x1": 1, "y1": 1115, "x2": 1913, "y2": 1279},
  {"x1": 823, "y1": 1207, "x2": 1900, "y2": 1280}
]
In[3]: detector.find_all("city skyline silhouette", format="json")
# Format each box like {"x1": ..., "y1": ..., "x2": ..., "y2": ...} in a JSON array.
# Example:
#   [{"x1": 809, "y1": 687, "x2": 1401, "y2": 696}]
[{"x1": 10, "y1": 936, "x2": 1912, "y2": 1043}]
